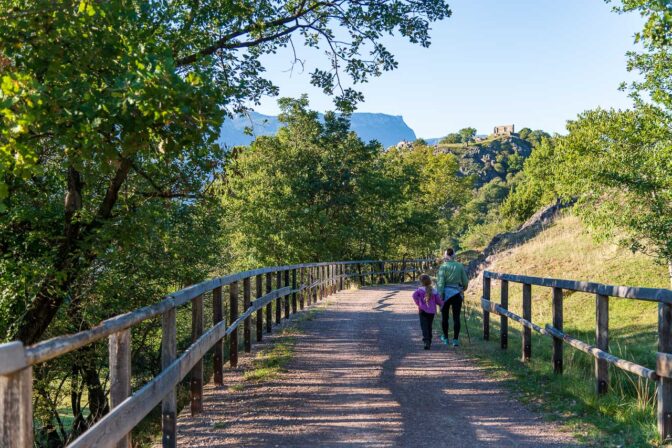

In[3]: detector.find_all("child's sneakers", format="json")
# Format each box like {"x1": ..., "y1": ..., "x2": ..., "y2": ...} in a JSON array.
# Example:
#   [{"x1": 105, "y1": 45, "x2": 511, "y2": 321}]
[
  {"x1": 452, "y1": 339, "x2": 460, "y2": 347},
  {"x1": 440, "y1": 335, "x2": 449, "y2": 345}
]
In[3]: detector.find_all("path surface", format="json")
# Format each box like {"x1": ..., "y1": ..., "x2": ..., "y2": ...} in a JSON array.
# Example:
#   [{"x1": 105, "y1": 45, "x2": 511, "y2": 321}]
[{"x1": 175, "y1": 285, "x2": 579, "y2": 447}]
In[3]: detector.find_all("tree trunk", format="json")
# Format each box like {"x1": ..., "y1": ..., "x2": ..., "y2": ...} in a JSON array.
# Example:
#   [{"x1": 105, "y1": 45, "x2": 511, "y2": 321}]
[
  {"x1": 668, "y1": 259, "x2": 672, "y2": 290},
  {"x1": 13, "y1": 159, "x2": 132, "y2": 345}
]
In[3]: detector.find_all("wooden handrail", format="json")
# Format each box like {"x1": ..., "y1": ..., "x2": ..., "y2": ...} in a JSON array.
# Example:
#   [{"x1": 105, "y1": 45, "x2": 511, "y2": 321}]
[
  {"x1": 484, "y1": 271, "x2": 672, "y2": 303},
  {"x1": 481, "y1": 270, "x2": 672, "y2": 441},
  {"x1": 0, "y1": 258, "x2": 436, "y2": 448}
]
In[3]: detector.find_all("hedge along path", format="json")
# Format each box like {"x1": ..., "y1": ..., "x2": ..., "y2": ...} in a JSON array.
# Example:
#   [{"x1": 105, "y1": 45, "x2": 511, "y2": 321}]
[{"x1": 173, "y1": 284, "x2": 577, "y2": 447}]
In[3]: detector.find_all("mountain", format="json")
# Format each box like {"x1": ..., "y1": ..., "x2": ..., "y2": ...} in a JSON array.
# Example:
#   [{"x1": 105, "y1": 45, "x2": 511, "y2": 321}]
[{"x1": 217, "y1": 111, "x2": 416, "y2": 148}]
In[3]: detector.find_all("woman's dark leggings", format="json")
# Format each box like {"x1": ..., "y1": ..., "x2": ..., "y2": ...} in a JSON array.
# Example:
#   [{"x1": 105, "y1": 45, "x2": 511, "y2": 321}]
[
  {"x1": 442, "y1": 294, "x2": 463, "y2": 339},
  {"x1": 419, "y1": 310, "x2": 435, "y2": 345}
]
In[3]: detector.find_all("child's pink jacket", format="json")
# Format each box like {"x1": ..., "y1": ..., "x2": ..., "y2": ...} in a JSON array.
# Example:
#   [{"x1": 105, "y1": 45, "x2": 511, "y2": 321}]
[{"x1": 412, "y1": 287, "x2": 444, "y2": 314}]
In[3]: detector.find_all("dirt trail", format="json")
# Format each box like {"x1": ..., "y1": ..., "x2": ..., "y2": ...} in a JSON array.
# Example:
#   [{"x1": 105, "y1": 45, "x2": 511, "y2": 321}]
[{"x1": 174, "y1": 285, "x2": 579, "y2": 447}]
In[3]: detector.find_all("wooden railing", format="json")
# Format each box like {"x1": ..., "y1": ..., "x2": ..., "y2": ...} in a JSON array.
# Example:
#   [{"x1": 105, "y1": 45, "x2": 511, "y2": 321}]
[
  {"x1": 480, "y1": 271, "x2": 672, "y2": 441},
  {"x1": 0, "y1": 258, "x2": 435, "y2": 448}
]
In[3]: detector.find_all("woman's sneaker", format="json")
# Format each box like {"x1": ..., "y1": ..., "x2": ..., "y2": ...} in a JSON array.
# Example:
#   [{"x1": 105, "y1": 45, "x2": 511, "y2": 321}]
[
  {"x1": 440, "y1": 335, "x2": 449, "y2": 345},
  {"x1": 424, "y1": 342, "x2": 431, "y2": 350},
  {"x1": 452, "y1": 339, "x2": 459, "y2": 347}
]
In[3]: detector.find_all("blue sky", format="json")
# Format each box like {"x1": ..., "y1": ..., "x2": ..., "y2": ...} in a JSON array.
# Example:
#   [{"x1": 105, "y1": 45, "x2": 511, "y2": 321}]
[{"x1": 254, "y1": 0, "x2": 644, "y2": 138}]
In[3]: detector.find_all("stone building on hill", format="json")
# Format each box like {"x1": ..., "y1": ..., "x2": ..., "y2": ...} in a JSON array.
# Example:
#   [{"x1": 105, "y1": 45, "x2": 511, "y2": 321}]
[{"x1": 493, "y1": 124, "x2": 515, "y2": 136}]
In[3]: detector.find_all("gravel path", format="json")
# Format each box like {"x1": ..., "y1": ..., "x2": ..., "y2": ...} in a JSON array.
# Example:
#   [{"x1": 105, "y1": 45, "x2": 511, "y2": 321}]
[{"x1": 174, "y1": 284, "x2": 579, "y2": 447}]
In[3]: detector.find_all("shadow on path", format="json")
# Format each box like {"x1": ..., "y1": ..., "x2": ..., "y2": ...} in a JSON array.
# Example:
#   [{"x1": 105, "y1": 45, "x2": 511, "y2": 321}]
[{"x1": 173, "y1": 285, "x2": 579, "y2": 447}]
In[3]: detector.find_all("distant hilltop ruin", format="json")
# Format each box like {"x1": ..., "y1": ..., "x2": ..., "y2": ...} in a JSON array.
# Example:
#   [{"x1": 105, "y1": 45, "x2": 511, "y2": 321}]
[{"x1": 493, "y1": 124, "x2": 516, "y2": 136}]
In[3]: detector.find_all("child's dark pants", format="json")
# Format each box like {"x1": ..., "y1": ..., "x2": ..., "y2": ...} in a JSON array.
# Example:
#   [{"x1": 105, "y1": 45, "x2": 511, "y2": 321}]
[
  {"x1": 419, "y1": 310, "x2": 435, "y2": 346},
  {"x1": 442, "y1": 293, "x2": 463, "y2": 340}
]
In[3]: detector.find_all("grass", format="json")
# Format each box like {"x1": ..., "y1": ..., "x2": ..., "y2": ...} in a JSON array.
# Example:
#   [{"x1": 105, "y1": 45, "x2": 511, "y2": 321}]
[{"x1": 456, "y1": 214, "x2": 670, "y2": 447}]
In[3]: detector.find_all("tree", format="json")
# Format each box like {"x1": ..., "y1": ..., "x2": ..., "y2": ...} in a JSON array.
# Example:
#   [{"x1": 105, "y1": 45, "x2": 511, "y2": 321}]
[
  {"x1": 440, "y1": 133, "x2": 462, "y2": 144},
  {"x1": 556, "y1": 107, "x2": 672, "y2": 287},
  {"x1": 459, "y1": 127, "x2": 477, "y2": 146},
  {"x1": 222, "y1": 97, "x2": 471, "y2": 266},
  {"x1": 0, "y1": 0, "x2": 452, "y2": 347}
]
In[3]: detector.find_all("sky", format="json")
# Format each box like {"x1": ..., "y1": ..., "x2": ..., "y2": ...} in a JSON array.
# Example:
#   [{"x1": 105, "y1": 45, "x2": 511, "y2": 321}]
[{"x1": 254, "y1": 0, "x2": 645, "y2": 138}]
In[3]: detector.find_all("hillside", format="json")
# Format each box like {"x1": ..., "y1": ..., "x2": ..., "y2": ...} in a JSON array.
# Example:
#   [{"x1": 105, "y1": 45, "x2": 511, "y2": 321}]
[
  {"x1": 461, "y1": 214, "x2": 669, "y2": 446},
  {"x1": 218, "y1": 111, "x2": 416, "y2": 148},
  {"x1": 438, "y1": 135, "x2": 533, "y2": 187}
]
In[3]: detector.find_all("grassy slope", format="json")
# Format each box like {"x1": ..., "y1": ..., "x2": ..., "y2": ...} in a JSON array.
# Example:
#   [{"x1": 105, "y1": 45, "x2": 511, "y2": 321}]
[{"x1": 458, "y1": 214, "x2": 669, "y2": 447}]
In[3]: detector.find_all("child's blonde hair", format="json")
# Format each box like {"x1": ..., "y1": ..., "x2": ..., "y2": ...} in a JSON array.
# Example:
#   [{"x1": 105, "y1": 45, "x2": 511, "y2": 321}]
[{"x1": 419, "y1": 274, "x2": 432, "y2": 305}]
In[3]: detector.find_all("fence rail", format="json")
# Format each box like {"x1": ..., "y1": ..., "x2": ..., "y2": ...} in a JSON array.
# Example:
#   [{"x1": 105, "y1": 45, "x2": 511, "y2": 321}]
[
  {"x1": 0, "y1": 258, "x2": 435, "y2": 448},
  {"x1": 480, "y1": 270, "x2": 672, "y2": 441}
]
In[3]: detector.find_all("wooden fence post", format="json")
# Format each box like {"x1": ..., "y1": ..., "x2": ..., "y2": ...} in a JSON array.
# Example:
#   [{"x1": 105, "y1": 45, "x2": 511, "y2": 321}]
[
  {"x1": 243, "y1": 277, "x2": 251, "y2": 353},
  {"x1": 265, "y1": 273, "x2": 273, "y2": 333},
  {"x1": 483, "y1": 276, "x2": 491, "y2": 341},
  {"x1": 109, "y1": 328, "x2": 132, "y2": 448},
  {"x1": 276, "y1": 271, "x2": 282, "y2": 323},
  {"x1": 256, "y1": 275, "x2": 263, "y2": 342},
  {"x1": 339, "y1": 264, "x2": 344, "y2": 291},
  {"x1": 500, "y1": 280, "x2": 508, "y2": 349},
  {"x1": 191, "y1": 294, "x2": 203, "y2": 415},
  {"x1": 284, "y1": 269, "x2": 290, "y2": 319},
  {"x1": 552, "y1": 287, "x2": 563, "y2": 374},
  {"x1": 230, "y1": 282, "x2": 239, "y2": 367},
  {"x1": 0, "y1": 342, "x2": 34, "y2": 448},
  {"x1": 300, "y1": 268, "x2": 306, "y2": 309},
  {"x1": 161, "y1": 308, "x2": 176, "y2": 447},
  {"x1": 212, "y1": 286, "x2": 223, "y2": 385},
  {"x1": 522, "y1": 284, "x2": 532, "y2": 362},
  {"x1": 358, "y1": 263, "x2": 363, "y2": 287},
  {"x1": 658, "y1": 302, "x2": 672, "y2": 441},
  {"x1": 370, "y1": 263, "x2": 375, "y2": 286},
  {"x1": 292, "y1": 268, "x2": 298, "y2": 313},
  {"x1": 596, "y1": 293, "x2": 609, "y2": 394}
]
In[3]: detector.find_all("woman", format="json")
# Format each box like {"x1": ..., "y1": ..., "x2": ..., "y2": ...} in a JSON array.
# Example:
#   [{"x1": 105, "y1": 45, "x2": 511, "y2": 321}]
[{"x1": 436, "y1": 248, "x2": 468, "y2": 346}]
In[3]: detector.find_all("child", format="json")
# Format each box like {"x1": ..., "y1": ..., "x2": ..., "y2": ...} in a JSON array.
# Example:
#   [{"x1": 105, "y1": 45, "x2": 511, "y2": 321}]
[{"x1": 412, "y1": 274, "x2": 444, "y2": 350}]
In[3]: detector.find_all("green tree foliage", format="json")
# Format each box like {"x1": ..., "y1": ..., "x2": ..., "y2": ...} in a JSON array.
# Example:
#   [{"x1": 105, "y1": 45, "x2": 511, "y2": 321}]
[
  {"x1": 222, "y1": 98, "x2": 471, "y2": 267},
  {"x1": 440, "y1": 133, "x2": 462, "y2": 144},
  {"x1": 459, "y1": 127, "x2": 477, "y2": 146},
  {"x1": 0, "y1": 1, "x2": 452, "y2": 443},
  {"x1": 0, "y1": 0, "x2": 452, "y2": 346}
]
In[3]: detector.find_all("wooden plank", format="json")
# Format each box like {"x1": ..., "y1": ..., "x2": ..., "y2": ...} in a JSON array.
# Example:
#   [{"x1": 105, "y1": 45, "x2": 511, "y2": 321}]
[
  {"x1": 484, "y1": 271, "x2": 672, "y2": 304},
  {"x1": 161, "y1": 308, "x2": 177, "y2": 448},
  {"x1": 26, "y1": 297, "x2": 174, "y2": 366},
  {"x1": 522, "y1": 283, "x2": 532, "y2": 362},
  {"x1": 0, "y1": 342, "x2": 32, "y2": 448},
  {"x1": 230, "y1": 281, "x2": 239, "y2": 368},
  {"x1": 659, "y1": 303, "x2": 672, "y2": 440},
  {"x1": 544, "y1": 324, "x2": 655, "y2": 380},
  {"x1": 0, "y1": 342, "x2": 28, "y2": 375},
  {"x1": 483, "y1": 276, "x2": 491, "y2": 341},
  {"x1": 256, "y1": 275, "x2": 263, "y2": 342},
  {"x1": 596, "y1": 293, "x2": 609, "y2": 394},
  {"x1": 265, "y1": 273, "x2": 272, "y2": 334},
  {"x1": 500, "y1": 280, "x2": 508, "y2": 350},
  {"x1": 274, "y1": 271, "x2": 281, "y2": 323},
  {"x1": 657, "y1": 352, "x2": 672, "y2": 379},
  {"x1": 482, "y1": 298, "x2": 548, "y2": 335},
  {"x1": 292, "y1": 269, "x2": 298, "y2": 314},
  {"x1": 212, "y1": 286, "x2": 223, "y2": 386},
  {"x1": 299, "y1": 268, "x2": 305, "y2": 310},
  {"x1": 284, "y1": 270, "x2": 290, "y2": 319},
  {"x1": 109, "y1": 329, "x2": 132, "y2": 448},
  {"x1": 190, "y1": 294, "x2": 203, "y2": 415},
  {"x1": 552, "y1": 287, "x2": 563, "y2": 374},
  {"x1": 243, "y1": 277, "x2": 251, "y2": 353}
]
